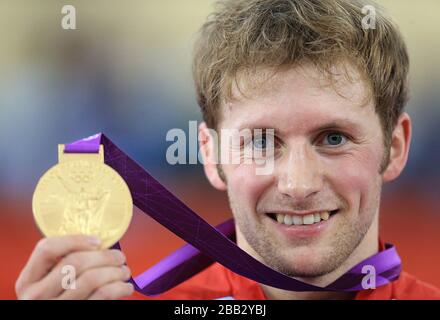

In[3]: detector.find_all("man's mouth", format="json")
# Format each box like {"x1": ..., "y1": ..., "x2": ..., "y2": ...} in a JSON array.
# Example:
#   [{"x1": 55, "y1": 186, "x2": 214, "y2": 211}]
[{"x1": 266, "y1": 210, "x2": 339, "y2": 226}]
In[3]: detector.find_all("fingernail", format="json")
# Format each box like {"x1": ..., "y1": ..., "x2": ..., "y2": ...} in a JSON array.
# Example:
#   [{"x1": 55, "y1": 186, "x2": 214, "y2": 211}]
[
  {"x1": 87, "y1": 236, "x2": 101, "y2": 246},
  {"x1": 112, "y1": 250, "x2": 125, "y2": 263},
  {"x1": 123, "y1": 266, "x2": 131, "y2": 279}
]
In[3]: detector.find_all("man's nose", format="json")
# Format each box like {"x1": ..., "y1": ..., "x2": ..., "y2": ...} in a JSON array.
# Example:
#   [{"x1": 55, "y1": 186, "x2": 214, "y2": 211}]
[{"x1": 276, "y1": 144, "x2": 324, "y2": 201}]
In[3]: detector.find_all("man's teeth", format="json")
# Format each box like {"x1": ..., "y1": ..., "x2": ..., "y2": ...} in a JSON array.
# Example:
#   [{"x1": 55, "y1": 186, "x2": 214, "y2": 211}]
[{"x1": 274, "y1": 211, "x2": 331, "y2": 226}]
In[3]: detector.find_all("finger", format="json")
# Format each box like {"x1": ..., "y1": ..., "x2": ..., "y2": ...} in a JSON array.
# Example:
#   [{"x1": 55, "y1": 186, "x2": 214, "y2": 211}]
[
  {"x1": 88, "y1": 281, "x2": 134, "y2": 300},
  {"x1": 25, "y1": 249, "x2": 126, "y2": 299},
  {"x1": 57, "y1": 265, "x2": 131, "y2": 300},
  {"x1": 16, "y1": 235, "x2": 101, "y2": 296}
]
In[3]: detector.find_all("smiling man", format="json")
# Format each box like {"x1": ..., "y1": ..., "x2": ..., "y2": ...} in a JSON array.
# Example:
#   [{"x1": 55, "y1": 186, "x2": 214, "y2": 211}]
[
  {"x1": 154, "y1": 0, "x2": 440, "y2": 300},
  {"x1": 15, "y1": 0, "x2": 440, "y2": 300}
]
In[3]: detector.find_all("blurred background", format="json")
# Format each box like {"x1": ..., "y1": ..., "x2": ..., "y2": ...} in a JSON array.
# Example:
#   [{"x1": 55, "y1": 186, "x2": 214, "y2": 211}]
[{"x1": 0, "y1": 0, "x2": 439, "y2": 299}]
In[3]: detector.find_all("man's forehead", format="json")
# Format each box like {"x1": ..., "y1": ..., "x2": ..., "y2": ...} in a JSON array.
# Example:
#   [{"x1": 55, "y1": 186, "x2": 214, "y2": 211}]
[
  {"x1": 227, "y1": 63, "x2": 371, "y2": 106},
  {"x1": 220, "y1": 64, "x2": 374, "y2": 133}
]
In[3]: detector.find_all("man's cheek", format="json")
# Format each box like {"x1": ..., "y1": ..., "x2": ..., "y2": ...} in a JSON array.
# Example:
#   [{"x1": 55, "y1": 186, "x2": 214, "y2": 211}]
[
  {"x1": 325, "y1": 153, "x2": 381, "y2": 215},
  {"x1": 227, "y1": 164, "x2": 273, "y2": 211}
]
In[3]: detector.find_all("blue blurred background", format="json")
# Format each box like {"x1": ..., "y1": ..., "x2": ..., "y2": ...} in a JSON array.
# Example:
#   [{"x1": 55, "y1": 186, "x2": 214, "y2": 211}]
[{"x1": 0, "y1": 0, "x2": 439, "y2": 298}]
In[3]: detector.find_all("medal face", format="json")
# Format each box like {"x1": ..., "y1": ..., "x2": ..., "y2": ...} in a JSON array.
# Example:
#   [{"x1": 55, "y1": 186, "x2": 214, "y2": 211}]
[{"x1": 32, "y1": 148, "x2": 133, "y2": 249}]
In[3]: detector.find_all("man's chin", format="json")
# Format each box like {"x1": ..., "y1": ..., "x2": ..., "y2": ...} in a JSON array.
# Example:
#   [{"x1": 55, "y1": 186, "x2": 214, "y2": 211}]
[
  {"x1": 272, "y1": 247, "x2": 340, "y2": 278},
  {"x1": 260, "y1": 241, "x2": 346, "y2": 278}
]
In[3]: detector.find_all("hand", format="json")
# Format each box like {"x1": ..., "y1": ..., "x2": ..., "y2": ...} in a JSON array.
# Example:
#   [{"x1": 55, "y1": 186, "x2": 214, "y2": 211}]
[{"x1": 15, "y1": 235, "x2": 134, "y2": 300}]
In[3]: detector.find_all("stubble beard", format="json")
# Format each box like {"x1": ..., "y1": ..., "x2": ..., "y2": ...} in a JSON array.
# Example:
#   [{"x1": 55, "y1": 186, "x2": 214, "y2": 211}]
[{"x1": 228, "y1": 190, "x2": 379, "y2": 278}]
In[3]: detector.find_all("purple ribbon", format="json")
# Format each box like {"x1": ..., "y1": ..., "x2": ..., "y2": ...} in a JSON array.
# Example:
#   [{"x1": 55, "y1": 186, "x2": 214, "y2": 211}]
[{"x1": 64, "y1": 133, "x2": 402, "y2": 295}]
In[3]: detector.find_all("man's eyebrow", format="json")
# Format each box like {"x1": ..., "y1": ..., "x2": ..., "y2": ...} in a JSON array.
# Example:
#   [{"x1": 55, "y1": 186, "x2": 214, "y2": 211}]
[
  {"x1": 310, "y1": 119, "x2": 363, "y2": 134},
  {"x1": 235, "y1": 123, "x2": 280, "y2": 134},
  {"x1": 236, "y1": 119, "x2": 363, "y2": 136}
]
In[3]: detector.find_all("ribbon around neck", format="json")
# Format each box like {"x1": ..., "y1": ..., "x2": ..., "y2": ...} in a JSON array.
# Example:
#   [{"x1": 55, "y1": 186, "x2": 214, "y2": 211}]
[{"x1": 64, "y1": 133, "x2": 402, "y2": 295}]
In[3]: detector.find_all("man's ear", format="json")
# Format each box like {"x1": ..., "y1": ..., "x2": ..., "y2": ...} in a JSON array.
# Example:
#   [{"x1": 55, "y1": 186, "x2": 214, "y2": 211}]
[
  {"x1": 199, "y1": 122, "x2": 227, "y2": 191},
  {"x1": 382, "y1": 112, "x2": 412, "y2": 182}
]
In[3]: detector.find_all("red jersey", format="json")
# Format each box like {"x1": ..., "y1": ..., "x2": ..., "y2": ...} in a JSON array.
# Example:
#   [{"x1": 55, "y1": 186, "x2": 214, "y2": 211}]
[
  {"x1": 133, "y1": 240, "x2": 440, "y2": 300},
  {"x1": 135, "y1": 262, "x2": 440, "y2": 300}
]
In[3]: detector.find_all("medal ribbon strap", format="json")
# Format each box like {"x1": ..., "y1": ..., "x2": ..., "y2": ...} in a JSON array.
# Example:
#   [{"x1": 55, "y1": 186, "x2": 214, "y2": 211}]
[{"x1": 65, "y1": 133, "x2": 402, "y2": 294}]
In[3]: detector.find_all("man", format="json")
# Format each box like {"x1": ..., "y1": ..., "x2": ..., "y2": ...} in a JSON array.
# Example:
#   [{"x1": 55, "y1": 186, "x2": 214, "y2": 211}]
[{"x1": 16, "y1": 0, "x2": 440, "y2": 300}]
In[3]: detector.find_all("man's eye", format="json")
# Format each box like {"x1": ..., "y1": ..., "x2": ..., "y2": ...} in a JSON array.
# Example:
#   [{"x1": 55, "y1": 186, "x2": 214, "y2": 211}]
[
  {"x1": 321, "y1": 133, "x2": 347, "y2": 147},
  {"x1": 253, "y1": 137, "x2": 267, "y2": 149}
]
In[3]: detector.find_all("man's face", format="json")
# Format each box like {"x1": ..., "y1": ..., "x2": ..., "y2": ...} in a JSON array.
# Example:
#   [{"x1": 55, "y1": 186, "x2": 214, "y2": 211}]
[{"x1": 216, "y1": 64, "x2": 385, "y2": 277}]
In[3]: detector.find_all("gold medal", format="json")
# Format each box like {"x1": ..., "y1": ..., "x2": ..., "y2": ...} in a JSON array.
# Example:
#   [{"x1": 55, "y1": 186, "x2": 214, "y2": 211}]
[{"x1": 32, "y1": 144, "x2": 133, "y2": 249}]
